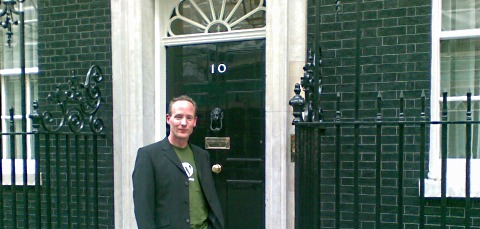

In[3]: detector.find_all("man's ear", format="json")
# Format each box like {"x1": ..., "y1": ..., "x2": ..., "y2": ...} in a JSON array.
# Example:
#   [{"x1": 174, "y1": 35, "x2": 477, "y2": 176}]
[{"x1": 166, "y1": 114, "x2": 171, "y2": 125}]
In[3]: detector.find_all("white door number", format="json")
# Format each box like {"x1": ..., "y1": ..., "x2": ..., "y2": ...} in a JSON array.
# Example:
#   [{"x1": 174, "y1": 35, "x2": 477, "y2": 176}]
[{"x1": 211, "y1": 64, "x2": 227, "y2": 74}]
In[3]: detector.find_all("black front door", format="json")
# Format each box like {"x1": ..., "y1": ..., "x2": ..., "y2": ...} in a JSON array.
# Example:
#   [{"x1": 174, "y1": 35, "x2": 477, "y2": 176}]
[{"x1": 167, "y1": 39, "x2": 266, "y2": 229}]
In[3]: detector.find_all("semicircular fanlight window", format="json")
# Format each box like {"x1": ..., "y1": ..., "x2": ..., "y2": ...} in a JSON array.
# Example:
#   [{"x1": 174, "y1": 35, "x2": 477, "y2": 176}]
[{"x1": 168, "y1": 0, "x2": 266, "y2": 36}]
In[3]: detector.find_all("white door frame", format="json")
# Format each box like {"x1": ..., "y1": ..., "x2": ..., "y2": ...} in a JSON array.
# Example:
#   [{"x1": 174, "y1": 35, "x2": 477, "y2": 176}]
[{"x1": 111, "y1": 0, "x2": 307, "y2": 228}]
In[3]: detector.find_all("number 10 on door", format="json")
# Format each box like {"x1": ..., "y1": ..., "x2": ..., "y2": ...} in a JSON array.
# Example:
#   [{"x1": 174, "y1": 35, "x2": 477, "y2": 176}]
[{"x1": 211, "y1": 64, "x2": 227, "y2": 74}]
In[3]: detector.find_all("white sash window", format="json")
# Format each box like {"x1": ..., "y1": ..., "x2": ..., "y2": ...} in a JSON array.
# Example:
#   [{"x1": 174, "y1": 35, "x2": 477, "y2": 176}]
[
  {"x1": 427, "y1": 0, "x2": 480, "y2": 197},
  {"x1": 0, "y1": 0, "x2": 38, "y2": 185}
]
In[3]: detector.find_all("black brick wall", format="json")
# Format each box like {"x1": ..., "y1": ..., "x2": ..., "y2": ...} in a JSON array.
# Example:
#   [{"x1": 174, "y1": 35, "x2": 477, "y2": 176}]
[
  {"x1": 37, "y1": 0, "x2": 113, "y2": 228},
  {"x1": 308, "y1": 0, "x2": 479, "y2": 228},
  {"x1": 305, "y1": 1, "x2": 480, "y2": 228},
  {"x1": 309, "y1": 0, "x2": 431, "y2": 120}
]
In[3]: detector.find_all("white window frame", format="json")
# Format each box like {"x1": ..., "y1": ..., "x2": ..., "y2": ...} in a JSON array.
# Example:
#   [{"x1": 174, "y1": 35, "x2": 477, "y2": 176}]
[
  {"x1": 1, "y1": 68, "x2": 38, "y2": 185},
  {"x1": 163, "y1": 0, "x2": 266, "y2": 46},
  {"x1": 426, "y1": 0, "x2": 480, "y2": 197},
  {"x1": 0, "y1": 0, "x2": 38, "y2": 186}
]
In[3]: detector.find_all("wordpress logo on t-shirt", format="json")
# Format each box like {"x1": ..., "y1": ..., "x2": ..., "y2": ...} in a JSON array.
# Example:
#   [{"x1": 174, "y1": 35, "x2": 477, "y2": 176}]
[{"x1": 182, "y1": 162, "x2": 194, "y2": 181}]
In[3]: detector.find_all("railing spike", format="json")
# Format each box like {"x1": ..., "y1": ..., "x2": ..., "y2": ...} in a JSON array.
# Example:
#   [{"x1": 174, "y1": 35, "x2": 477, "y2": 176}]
[
  {"x1": 420, "y1": 90, "x2": 426, "y2": 120},
  {"x1": 376, "y1": 92, "x2": 382, "y2": 122},
  {"x1": 442, "y1": 91, "x2": 448, "y2": 121},
  {"x1": 466, "y1": 91, "x2": 472, "y2": 121},
  {"x1": 335, "y1": 92, "x2": 341, "y2": 121},
  {"x1": 29, "y1": 101, "x2": 40, "y2": 133},
  {"x1": 399, "y1": 91, "x2": 404, "y2": 121}
]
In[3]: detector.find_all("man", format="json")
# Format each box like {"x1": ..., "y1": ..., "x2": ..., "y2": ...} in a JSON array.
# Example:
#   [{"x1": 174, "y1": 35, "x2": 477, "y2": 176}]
[{"x1": 133, "y1": 95, "x2": 225, "y2": 229}]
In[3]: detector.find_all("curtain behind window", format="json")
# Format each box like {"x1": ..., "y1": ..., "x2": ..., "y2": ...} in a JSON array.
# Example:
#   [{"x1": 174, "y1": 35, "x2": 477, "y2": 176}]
[{"x1": 440, "y1": 0, "x2": 480, "y2": 158}]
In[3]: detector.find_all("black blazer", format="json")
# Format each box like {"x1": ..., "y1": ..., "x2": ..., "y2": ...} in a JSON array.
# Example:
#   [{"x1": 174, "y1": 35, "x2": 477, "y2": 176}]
[{"x1": 132, "y1": 137, "x2": 225, "y2": 229}]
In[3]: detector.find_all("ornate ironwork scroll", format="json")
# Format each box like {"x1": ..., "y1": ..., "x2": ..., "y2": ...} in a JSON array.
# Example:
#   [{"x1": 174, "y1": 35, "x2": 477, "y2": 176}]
[
  {"x1": 0, "y1": 0, "x2": 23, "y2": 46},
  {"x1": 29, "y1": 65, "x2": 105, "y2": 134}
]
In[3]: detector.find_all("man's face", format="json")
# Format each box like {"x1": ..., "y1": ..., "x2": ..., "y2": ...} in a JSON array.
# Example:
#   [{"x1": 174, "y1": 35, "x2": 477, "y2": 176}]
[{"x1": 167, "y1": 100, "x2": 197, "y2": 143}]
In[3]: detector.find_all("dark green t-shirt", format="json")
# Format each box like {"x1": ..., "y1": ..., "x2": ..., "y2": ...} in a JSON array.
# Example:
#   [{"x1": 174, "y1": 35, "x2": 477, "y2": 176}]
[{"x1": 173, "y1": 145, "x2": 209, "y2": 229}]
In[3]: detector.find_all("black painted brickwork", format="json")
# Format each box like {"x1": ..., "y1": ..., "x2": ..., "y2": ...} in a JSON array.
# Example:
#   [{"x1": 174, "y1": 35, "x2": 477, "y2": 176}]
[
  {"x1": 308, "y1": 0, "x2": 431, "y2": 120},
  {"x1": 37, "y1": 0, "x2": 114, "y2": 228},
  {"x1": 306, "y1": 0, "x2": 480, "y2": 228}
]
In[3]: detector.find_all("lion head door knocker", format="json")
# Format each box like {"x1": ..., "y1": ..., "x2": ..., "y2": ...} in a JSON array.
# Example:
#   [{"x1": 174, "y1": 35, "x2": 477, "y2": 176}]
[{"x1": 210, "y1": 107, "x2": 224, "y2": 132}]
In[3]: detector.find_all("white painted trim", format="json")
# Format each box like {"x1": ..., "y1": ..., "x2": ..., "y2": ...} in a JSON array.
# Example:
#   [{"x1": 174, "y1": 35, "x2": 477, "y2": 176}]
[
  {"x1": 435, "y1": 95, "x2": 480, "y2": 102},
  {"x1": 1, "y1": 159, "x2": 38, "y2": 185},
  {"x1": 163, "y1": 28, "x2": 266, "y2": 46},
  {"x1": 428, "y1": 0, "x2": 442, "y2": 181},
  {"x1": 112, "y1": 0, "x2": 158, "y2": 228},
  {"x1": 430, "y1": 0, "x2": 441, "y2": 121},
  {"x1": 440, "y1": 29, "x2": 480, "y2": 40},
  {"x1": 425, "y1": 159, "x2": 480, "y2": 197},
  {"x1": 0, "y1": 67, "x2": 38, "y2": 75}
]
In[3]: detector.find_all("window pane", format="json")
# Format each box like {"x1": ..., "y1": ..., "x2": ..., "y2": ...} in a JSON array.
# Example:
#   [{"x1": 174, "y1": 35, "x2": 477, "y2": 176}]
[
  {"x1": 25, "y1": 0, "x2": 39, "y2": 68},
  {"x1": 440, "y1": 38, "x2": 480, "y2": 96},
  {"x1": 169, "y1": 0, "x2": 266, "y2": 36},
  {"x1": 3, "y1": 75, "x2": 23, "y2": 115},
  {"x1": 0, "y1": 1, "x2": 38, "y2": 161},
  {"x1": 443, "y1": 100, "x2": 480, "y2": 158},
  {"x1": 440, "y1": 38, "x2": 480, "y2": 158},
  {"x1": 1, "y1": 74, "x2": 37, "y2": 115},
  {"x1": 2, "y1": 120, "x2": 26, "y2": 159},
  {"x1": 442, "y1": 0, "x2": 480, "y2": 31},
  {"x1": 0, "y1": 0, "x2": 37, "y2": 69},
  {"x1": 28, "y1": 74, "x2": 38, "y2": 110},
  {"x1": 1, "y1": 74, "x2": 37, "y2": 159}
]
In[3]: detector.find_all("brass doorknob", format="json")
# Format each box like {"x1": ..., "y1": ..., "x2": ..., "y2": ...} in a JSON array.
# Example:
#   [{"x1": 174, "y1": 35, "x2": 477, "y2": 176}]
[{"x1": 212, "y1": 164, "x2": 222, "y2": 173}]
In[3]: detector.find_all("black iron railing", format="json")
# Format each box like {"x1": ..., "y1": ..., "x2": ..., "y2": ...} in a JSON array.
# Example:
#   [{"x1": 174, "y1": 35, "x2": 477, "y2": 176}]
[
  {"x1": 291, "y1": 88, "x2": 480, "y2": 228},
  {"x1": 0, "y1": 65, "x2": 104, "y2": 229}
]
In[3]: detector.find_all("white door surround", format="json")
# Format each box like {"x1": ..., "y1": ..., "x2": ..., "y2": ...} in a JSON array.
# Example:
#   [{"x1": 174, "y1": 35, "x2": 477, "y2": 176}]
[{"x1": 111, "y1": 1, "x2": 307, "y2": 228}]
